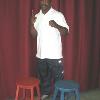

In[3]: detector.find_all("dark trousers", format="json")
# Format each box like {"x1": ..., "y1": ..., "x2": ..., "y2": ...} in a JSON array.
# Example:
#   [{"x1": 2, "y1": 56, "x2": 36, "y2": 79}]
[{"x1": 36, "y1": 58, "x2": 64, "y2": 95}]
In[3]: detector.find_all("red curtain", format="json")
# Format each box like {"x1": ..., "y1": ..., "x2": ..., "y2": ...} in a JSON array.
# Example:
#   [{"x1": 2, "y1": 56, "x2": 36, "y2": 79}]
[{"x1": 0, "y1": 0, "x2": 100, "y2": 99}]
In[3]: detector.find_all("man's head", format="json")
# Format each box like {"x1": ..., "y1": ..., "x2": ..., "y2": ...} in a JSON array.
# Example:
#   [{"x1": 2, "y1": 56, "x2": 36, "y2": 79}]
[{"x1": 40, "y1": 0, "x2": 52, "y2": 14}]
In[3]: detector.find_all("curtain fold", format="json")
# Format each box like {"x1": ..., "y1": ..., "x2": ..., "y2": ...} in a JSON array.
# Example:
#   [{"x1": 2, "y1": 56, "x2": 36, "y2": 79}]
[{"x1": 0, "y1": 0, "x2": 100, "y2": 99}]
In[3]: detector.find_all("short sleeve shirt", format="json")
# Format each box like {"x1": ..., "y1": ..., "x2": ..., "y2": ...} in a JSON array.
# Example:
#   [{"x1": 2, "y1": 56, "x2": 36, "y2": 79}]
[{"x1": 34, "y1": 7, "x2": 69, "y2": 59}]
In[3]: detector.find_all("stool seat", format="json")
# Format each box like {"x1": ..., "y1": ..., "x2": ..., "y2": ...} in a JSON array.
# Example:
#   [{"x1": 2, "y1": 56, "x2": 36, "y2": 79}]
[
  {"x1": 52, "y1": 80, "x2": 80, "y2": 100},
  {"x1": 55, "y1": 80, "x2": 79, "y2": 91},
  {"x1": 15, "y1": 77, "x2": 40, "y2": 100},
  {"x1": 16, "y1": 77, "x2": 39, "y2": 86}
]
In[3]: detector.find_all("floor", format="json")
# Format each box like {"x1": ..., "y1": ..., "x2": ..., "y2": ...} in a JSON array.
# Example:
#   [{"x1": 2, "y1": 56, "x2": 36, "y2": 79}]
[
  {"x1": 7, "y1": 89, "x2": 100, "y2": 100},
  {"x1": 43, "y1": 89, "x2": 100, "y2": 100}
]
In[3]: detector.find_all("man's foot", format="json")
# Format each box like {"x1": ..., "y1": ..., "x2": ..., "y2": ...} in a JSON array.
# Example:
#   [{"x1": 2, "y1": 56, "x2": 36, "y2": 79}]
[{"x1": 41, "y1": 95, "x2": 49, "y2": 100}]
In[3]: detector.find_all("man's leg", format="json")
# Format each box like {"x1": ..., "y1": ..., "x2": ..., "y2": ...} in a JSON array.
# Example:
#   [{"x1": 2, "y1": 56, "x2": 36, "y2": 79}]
[
  {"x1": 36, "y1": 58, "x2": 52, "y2": 99},
  {"x1": 51, "y1": 59, "x2": 64, "y2": 99},
  {"x1": 52, "y1": 59, "x2": 64, "y2": 82}
]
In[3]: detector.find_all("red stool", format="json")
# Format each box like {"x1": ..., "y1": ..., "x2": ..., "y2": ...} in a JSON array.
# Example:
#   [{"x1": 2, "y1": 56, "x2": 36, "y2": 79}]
[{"x1": 15, "y1": 77, "x2": 40, "y2": 100}]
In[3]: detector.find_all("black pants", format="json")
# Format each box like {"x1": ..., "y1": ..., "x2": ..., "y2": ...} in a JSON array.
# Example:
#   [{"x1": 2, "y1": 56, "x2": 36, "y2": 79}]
[{"x1": 36, "y1": 58, "x2": 64, "y2": 95}]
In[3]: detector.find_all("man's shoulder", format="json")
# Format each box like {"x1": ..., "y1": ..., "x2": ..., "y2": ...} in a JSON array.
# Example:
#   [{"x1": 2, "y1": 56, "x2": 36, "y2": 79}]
[
  {"x1": 35, "y1": 10, "x2": 41, "y2": 17},
  {"x1": 52, "y1": 8, "x2": 63, "y2": 16}
]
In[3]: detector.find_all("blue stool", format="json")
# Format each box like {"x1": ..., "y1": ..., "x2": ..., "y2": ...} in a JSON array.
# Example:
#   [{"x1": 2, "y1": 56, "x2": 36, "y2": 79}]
[{"x1": 52, "y1": 80, "x2": 80, "y2": 100}]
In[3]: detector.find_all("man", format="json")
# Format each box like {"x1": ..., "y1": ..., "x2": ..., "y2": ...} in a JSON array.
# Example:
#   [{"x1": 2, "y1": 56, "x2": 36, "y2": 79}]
[{"x1": 30, "y1": 0, "x2": 69, "y2": 99}]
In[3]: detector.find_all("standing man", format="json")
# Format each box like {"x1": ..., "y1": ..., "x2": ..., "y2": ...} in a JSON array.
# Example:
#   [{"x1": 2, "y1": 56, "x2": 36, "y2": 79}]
[{"x1": 30, "y1": 0, "x2": 69, "y2": 99}]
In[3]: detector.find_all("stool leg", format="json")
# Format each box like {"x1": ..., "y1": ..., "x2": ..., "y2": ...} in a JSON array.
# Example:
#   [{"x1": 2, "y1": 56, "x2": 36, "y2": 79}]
[
  {"x1": 15, "y1": 86, "x2": 19, "y2": 100},
  {"x1": 22, "y1": 89, "x2": 25, "y2": 100},
  {"x1": 36, "y1": 85, "x2": 41, "y2": 100},
  {"x1": 52, "y1": 88, "x2": 58, "y2": 100},
  {"x1": 31, "y1": 88, "x2": 34, "y2": 100},
  {"x1": 75, "y1": 89, "x2": 80, "y2": 100},
  {"x1": 61, "y1": 91, "x2": 64, "y2": 100}
]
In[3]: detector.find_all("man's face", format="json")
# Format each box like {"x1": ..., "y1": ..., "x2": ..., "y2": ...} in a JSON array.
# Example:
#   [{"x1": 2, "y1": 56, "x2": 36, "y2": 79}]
[{"x1": 40, "y1": 0, "x2": 51, "y2": 12}]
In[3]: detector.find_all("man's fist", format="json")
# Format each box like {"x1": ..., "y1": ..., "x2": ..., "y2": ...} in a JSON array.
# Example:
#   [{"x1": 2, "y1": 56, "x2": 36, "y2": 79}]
[
  {"x1": 30, "y1": 10, "x2": 37, "y2": 24},
  {"x1": 49, "y1": 20, "x2": 58, "y2": 28}
]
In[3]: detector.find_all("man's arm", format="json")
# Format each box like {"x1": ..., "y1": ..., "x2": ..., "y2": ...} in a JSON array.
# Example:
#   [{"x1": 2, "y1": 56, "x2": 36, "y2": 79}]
[
  {"x1": 30, "y1": 14, "x2": 37, "y2": 38},
  {"x1": 30, "y1": 22, "x2": 37, "y2": 38},
  {"x1": 49, "y1": 20, "x2": 68, "y2": 35}
]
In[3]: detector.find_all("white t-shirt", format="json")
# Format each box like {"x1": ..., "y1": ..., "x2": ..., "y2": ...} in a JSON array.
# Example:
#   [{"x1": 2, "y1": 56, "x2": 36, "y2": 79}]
[{"x1": 34, "y1": 7, "x2": 69, "y2": 59}]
